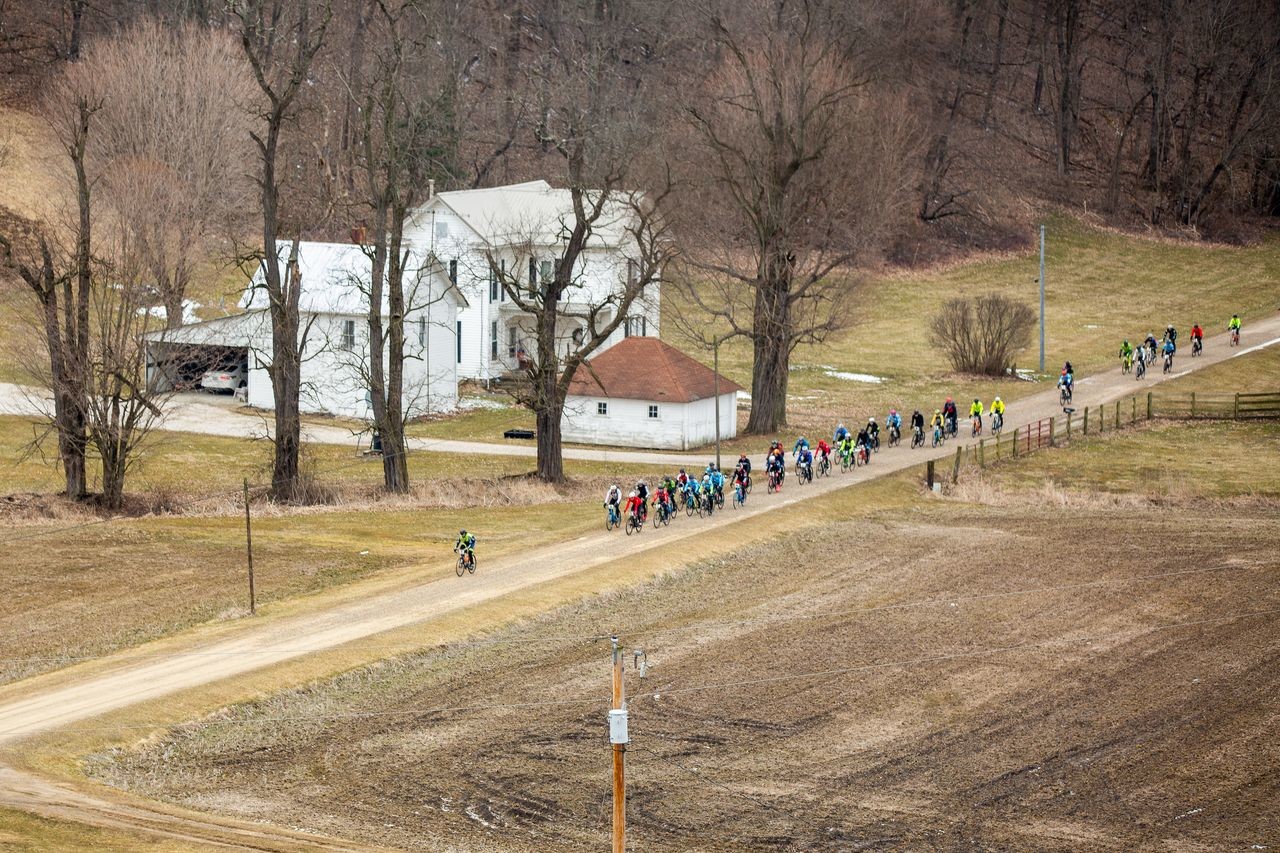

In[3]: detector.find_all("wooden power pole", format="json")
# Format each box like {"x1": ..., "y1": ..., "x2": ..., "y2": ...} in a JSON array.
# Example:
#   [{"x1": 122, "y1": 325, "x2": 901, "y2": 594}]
[
  {"x1": 243, "y1": 477, "x2": 256, "y2": 615},
  {"x1": 609, "y1": 635, "x2": 627, "y2": 853}
]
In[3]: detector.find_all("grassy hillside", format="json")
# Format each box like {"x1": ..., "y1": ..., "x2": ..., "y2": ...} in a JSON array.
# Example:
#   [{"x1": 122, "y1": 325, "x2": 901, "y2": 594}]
[{"x1": 665, "y1": 215, "x2": 1280, "y2": 443}]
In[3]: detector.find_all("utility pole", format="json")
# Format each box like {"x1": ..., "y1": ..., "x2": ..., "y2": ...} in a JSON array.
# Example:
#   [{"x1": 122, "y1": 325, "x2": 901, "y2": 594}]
[
  {"x1": 713, "y1": 338, "x2": 721, "y2": 471},
  {"x1": 609, "y1": 636, "x2": 627, "y2": 853},
  {"x1": 243, "y1": 477, "x2": 256, "y2": 615},
  {"x1": 1039, "y1": 224, "x2": 1046, "y2": 374}
]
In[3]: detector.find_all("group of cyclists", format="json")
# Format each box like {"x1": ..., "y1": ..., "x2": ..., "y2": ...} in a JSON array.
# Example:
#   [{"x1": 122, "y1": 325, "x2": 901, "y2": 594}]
[
  {"x1": 1119, "y1": 314, "x2": 1243, "y2": 380},
  {"x1": 599, "y1": 395, "x2": 1020, "y2": 533}
]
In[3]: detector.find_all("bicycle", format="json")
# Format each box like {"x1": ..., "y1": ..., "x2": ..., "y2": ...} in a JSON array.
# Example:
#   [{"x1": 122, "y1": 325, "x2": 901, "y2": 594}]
[
  {"x1": 1230, "y1": 327, "x2": 1240, "y2": 347},
  {"x1": 732, "y1": 482, "x2": 746, "y2": 508},
  {"x1": 651, "y1": 499, "x2": 670, "y2": 529},
  {"x1": 767, "y1": 468, "x2": 781, "y2": 493},
  {"x1": 990, "y1": 412, "x2": 1003, "y2": 436},
  {"x1": 455, "y1": 548, "x2": 476, "y2": 577},
  {"x1": 1135, "y1": 354, "x2": 1146, "y2": 379},
  {"x1": 684, "y1": 488, "x2": 701, "y2": 517},
  {"x1": 1121, "y1": 353, "x2": 1132, "y2": 374},
  {"x1": 931, "y1": 423, "x2": 944, "y2": 448},
  {"x1": 970, "y1": 414, "x2": 982, "y2": 437},
  {"x1": 714, "y1": 487, "x2": 725, "y2": 509},
  {"x1": 887, "y1": 424, "x2": 901, "y2": 447},
  {"x1": 625, "y1": 509, "x2": 644, "y2": 535},
  {"x1": 945, "y1": 416, "x2": 958, "y2": 439},
  {"x1": 839, "y1": 447, "x2": 853, "y2": 472},
  {"x1": 1191, "y1": 337, "x2": 1203, "y2": 357},
  {"x1": 1163, "y1": 351, "x2": 1174, "y2": 374},
  {"x1": 1059, "y1": 385, "x2": 1072, "y2": 406},
  {"x1": 817, "y1": 454, "x2": 830, "y2": 477},
  {"x1": 857, "y1": 443, "x2": 871, "y2": 466},
  {"x1": 797, "y1": 461, "x2": 813, "y2": 484},
  {"x1": 911, "y1": 425, "x2": 924, "y2": 449},
  {"x1": 702, "y1": 490, "x2": 716, "y2": 516},
  {"x1": 605, "y1": 503, "x2": 620, "y2": 531}
]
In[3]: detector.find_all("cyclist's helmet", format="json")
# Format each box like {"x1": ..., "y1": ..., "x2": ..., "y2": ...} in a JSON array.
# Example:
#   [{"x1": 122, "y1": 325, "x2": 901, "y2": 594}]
[
  {"x1": 1167, "y1": 323, "x2": 1173, "y2": 330},
  {"x1": 459, "y1": 529, "x2": 467, "y2": 536},
  {"x1": 994, "y1": 396, "x2": 1001, "y2": 403},
  {"x1": 629, "y1": 490, "x2": 637, "y2": 497},
  {"x1": 973, "y1": 398, "x2": 979, "y2": 404},
  {"x1": 1123, "y1": 339, "x2": 1129, "y2": 347},
  {"x1": 935, "y1": 408, "x2": 942, "y2": 414},
  {"x1": 889, "y1": 408, "x2": 897, "y2": 416},
  {"x1": 946, "y1": 396, "x2": 953, "y2": 403},
  {"x1": 869, "y1": 416, "x2": 876, "y2": 423}
]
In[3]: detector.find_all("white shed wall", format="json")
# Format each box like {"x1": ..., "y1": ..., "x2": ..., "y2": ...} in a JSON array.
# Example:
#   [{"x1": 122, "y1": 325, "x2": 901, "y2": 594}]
[{"x1": 561, "y1": 391, "x2": 737, "y2": 450}]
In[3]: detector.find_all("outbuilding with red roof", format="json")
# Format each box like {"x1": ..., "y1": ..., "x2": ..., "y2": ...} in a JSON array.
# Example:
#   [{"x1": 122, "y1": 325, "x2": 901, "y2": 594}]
[{"x1": 562, "y1": 337, "x2": 741, "y2": 450}]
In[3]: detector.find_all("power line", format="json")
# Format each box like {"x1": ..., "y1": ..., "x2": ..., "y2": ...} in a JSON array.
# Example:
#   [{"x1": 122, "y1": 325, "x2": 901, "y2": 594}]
[
  {"x1": 612, "y1": 563, "x2": 1258, "y2": 641},
  {"x1": 2, "y1": 694, "x2": 608, "y2": 738},
  {"x1": 630, "y1": 607, "x2": 1280, "y2": 703},
  {"x1": 0, "y1": 563, "x2": 1256, "y2": 671},
  {"x1": 11, "y1": 605, "x2": 1274, "y2": 737}
]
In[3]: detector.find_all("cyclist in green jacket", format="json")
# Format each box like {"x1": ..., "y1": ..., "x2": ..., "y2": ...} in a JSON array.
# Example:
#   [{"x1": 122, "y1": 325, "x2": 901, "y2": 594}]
[{"x1": 455, "y1": 529, "x2": 476, "y2": 568}]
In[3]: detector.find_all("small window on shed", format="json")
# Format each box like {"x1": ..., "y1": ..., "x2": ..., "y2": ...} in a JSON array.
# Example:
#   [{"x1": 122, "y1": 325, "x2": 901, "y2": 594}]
[
  {"x1": 418, "y1": 316, "x2": 427, "y2": 346},
  {"x1": 597, "y1": 401, "x2": 608, "y2": 416},
  {"x1": 435, "y1": 221, "x2": 449, "y2": 241},
  {"x1": 648, "y1": 405, "x2": 659, "y2": 419},
  {"x1": 339, "y1": 319, "x2": 356, "y2": 350},
  {"x1": 448, "y1": 259, "x2": 458, "y2": 284}
]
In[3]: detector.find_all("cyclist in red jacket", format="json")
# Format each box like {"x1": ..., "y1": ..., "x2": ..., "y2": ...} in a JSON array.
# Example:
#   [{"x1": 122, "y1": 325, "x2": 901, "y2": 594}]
[{"x1": 625, "y1": 490, "x2": 644, "y2": 522}]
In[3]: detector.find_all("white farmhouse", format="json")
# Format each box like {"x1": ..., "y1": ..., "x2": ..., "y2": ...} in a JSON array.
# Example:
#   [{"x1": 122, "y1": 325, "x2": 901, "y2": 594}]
[
  {"x1": 145, "y1": 240, "x2": 467, "y2": 419},
  {"x1": 562, "y1": 337, "x2": 741, "y2": 450},
  {"x1": 403, "y1": 180, "x2": 660, "y2": 382}
]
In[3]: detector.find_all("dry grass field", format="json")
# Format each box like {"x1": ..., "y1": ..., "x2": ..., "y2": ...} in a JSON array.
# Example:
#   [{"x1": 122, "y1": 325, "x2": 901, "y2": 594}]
[{"x1": 89, "y1": 418, "x2": 1280, "y2": 851}]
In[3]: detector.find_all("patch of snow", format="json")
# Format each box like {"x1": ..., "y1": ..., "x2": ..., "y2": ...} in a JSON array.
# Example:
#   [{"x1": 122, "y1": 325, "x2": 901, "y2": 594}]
[
  {"x1": 138, "y1": 299, "x2": 202, "y2": 325},
  {"x1": 738, "y1": 392, "x2": 752, "y2": 402},
  {"x1": 457, "y1": 396, "x2": 509, "y2": 411},
  {"x1": 823, "y1": 369, "x2": 885, "y2": 384},
  {"x1": 1174, "y1": 807, "x2": 1203, "y2": 821},
  {"x1": 1083, "y1": 324, "x2": 1102, "y2": 329},
  {"x1": 1008, "y1": 368, "x2": 1038, "y2": 382}
]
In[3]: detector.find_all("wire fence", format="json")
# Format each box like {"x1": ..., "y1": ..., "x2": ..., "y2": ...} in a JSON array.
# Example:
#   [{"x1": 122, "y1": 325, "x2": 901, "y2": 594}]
[{"x1": 932, "y1": 389, "x2": 1280, "y2": 486}]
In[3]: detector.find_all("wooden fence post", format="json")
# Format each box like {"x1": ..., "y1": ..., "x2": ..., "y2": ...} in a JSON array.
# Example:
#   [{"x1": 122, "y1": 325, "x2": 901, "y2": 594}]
[
  {"x1": 1115, "y1": 400, "x2": 1120, "y2": 430},
  {"x1": 1132, "y1": 395, "x2": 1137, "y2": 424},
  {"x1": 979, "y1": 438, "x2": 985, "y2": 468},
  {"x1": 1049, "y1": 416, "x2": 1056, "y2": 446},
  {"x1": 1234, "y1": 393, "x2": 1240, "y2": 420},
  {"x1": 926, "y1": 460, "x2": 935, "y2": 490},
  {"x1": 952, "y1": 446, "x2": 962, "y2": 484},
  {"x1": 1083, "y1": 407, "x2": 1089, "y2": 435},
  {"x1": 1098, "y1": 405, "x2": 1104, "y2": 433},
  {"x1": 1191, "y1": 391, "x2": 1196, "y2": 418},
  {"x1": 1147, "y1": 391, "x2": 1153, "y2": 419},
  {"x1": 1012, "y1": 427, "x2": 1019, "y2": 456}
]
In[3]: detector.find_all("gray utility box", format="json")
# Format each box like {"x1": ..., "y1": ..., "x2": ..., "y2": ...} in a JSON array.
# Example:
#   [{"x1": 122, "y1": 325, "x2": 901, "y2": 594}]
[{"x1": 608, "y1": 708, "x2": 629, "y2": 745}]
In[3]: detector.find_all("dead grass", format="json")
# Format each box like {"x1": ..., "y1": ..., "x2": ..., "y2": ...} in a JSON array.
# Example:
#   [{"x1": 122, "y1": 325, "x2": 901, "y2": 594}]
[
  {"x1": 0, "y1": 806, "x2": 217, "y2": 852},
  {"x1": 90, "y1": 420, "x2": 1280, "y2": 851}
]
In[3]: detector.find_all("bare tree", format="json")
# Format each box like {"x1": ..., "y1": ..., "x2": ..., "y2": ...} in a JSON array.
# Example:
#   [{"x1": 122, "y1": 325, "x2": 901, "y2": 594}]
[
  {"x1": 482, "y1": 0, "x2": 679, "y2": 482},
  {"x1": 88, "y1": 19, "x2": 255, "y2": 329},
  {"x1": 676, "y1": 0, "x2": 916, "y2": 434},
  {"x1": 929, "y1": 293, "x2": 1035, "y2": 376},
  {"x1": 233, "y1": 0, "x2": 331, "y2": 502},
  {"x1": 349, "y1": 0, "x2": 459, "y2": 492}
]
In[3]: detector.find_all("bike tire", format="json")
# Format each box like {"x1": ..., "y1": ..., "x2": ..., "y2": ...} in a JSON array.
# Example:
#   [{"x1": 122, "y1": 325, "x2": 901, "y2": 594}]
[
  {"x1": 456, "y1": 557, "x2": 465, "y2": 577},
  {"x1": 468, "y1": 556, "x2": 476, "y2": 574}
]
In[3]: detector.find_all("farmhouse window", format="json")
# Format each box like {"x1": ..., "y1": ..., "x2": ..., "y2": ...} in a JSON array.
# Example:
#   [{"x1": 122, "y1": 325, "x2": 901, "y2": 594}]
[
  {"x1": 500, "y1": 259, "x2": 507, "y2": 301},
  {"x1": 339, "y1": 319, "x2": 356, "y2": 350},
  {"x1": 491, "y1": 320, "x2": 499, "y2": 359},
  {"x1": 508, "y1": 325, "x2": 518, "y2": 358},
  {"x1": 627, "y1": 259, "x2": 638, "y2": 286},
  {"x1": 448, "y1": 259, "x2": 458, "y2": 284},
  {"x1": 624, "y1": 316, "x2": 647, "y2": 338},
  {"x1": 456, "y1": 321, "x2": 462, "y2": 363},
  {"x1": 648, "y1": 405, "x2": 659, "y2": 419},
  {"x1": 528, "y1": 257, "x2": 538, "y2": 292},
  {"x1": 489, "y1": 266, "x2": 498, "y2": 302},
  {"x1": 418, "y1": 317, "x2": 427, "y2": 347},
  {"x1": 435, "y1": 221, "x2": 449, "y2": 240},
  {"x1": 540, "y1": 259, "x2": 554, "y2": 282},
  {"x1": 597, "y1": 402, "x2": 608, "y2": 416}
]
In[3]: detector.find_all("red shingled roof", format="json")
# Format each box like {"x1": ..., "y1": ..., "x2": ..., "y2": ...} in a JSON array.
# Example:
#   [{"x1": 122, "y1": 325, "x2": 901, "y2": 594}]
[{"x1": 566, "y1": 337, "x2": 742, "y2": 404}]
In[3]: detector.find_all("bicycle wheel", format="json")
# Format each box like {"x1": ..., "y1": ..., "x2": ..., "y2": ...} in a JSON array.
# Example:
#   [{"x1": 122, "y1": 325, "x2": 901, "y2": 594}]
[
  {"x1": 456, "y1": 555, "x2": 465, "y2": 577},
  {"x1": 732, "y1": 490, "x2": 743, "y2": 508},
  {"x1": 468, "y1": 555, "x2": 476, "y2": 574}
]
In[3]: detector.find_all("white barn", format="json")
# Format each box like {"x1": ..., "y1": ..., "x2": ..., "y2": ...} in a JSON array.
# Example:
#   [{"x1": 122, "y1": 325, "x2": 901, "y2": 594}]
[
  {"x1": 403, "y1": 180, "x2": 661, "y2": 382},
  {"x1": 145, "y1": 240, "x2": 468, "y2": 419},
  {"x1": 562, "y1": 337, "x2": 741, "y2": 450}
]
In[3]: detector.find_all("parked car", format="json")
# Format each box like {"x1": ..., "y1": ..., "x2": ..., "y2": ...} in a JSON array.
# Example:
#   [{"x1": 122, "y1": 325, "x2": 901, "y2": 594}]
[{"x1": 200, "y1": 356, "x2": 248, "y2": 393}]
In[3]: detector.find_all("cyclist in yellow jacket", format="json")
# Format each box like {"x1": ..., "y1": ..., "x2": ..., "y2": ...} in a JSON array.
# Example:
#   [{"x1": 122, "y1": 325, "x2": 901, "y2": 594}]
[{"x1": 969, "y1": 399, "x2": 984, "y2": 435}]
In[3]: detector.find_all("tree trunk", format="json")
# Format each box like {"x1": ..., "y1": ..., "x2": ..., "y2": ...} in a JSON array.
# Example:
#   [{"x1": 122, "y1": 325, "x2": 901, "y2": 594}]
[
  {"x1": 382, "y1": 218, "x2": 409, "y2": 492},
  {"x1": 746, "y1": 330, "x2": 789, "y2": 435},
  {"x1": 100, "y1": 440, "x2": 127, "y2": 510},
  {"x1": 535, "y1": 398, "x2": 564, "y2": 482}
]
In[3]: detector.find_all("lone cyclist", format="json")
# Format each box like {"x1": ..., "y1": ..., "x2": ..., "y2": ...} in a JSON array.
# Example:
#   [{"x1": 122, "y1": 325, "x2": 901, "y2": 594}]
[
  {"x1": 1228, "y1": 313, "x2": 1242, "y2": 341},
  {"x1": 455, "y1": 529, "x2": 477, "y2": 569}
]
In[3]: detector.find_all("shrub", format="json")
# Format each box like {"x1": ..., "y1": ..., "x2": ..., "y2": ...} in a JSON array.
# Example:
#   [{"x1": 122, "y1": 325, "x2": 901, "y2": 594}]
[{"x1": 929, "y1": 294, "x2": 1036, "y2": 375}]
